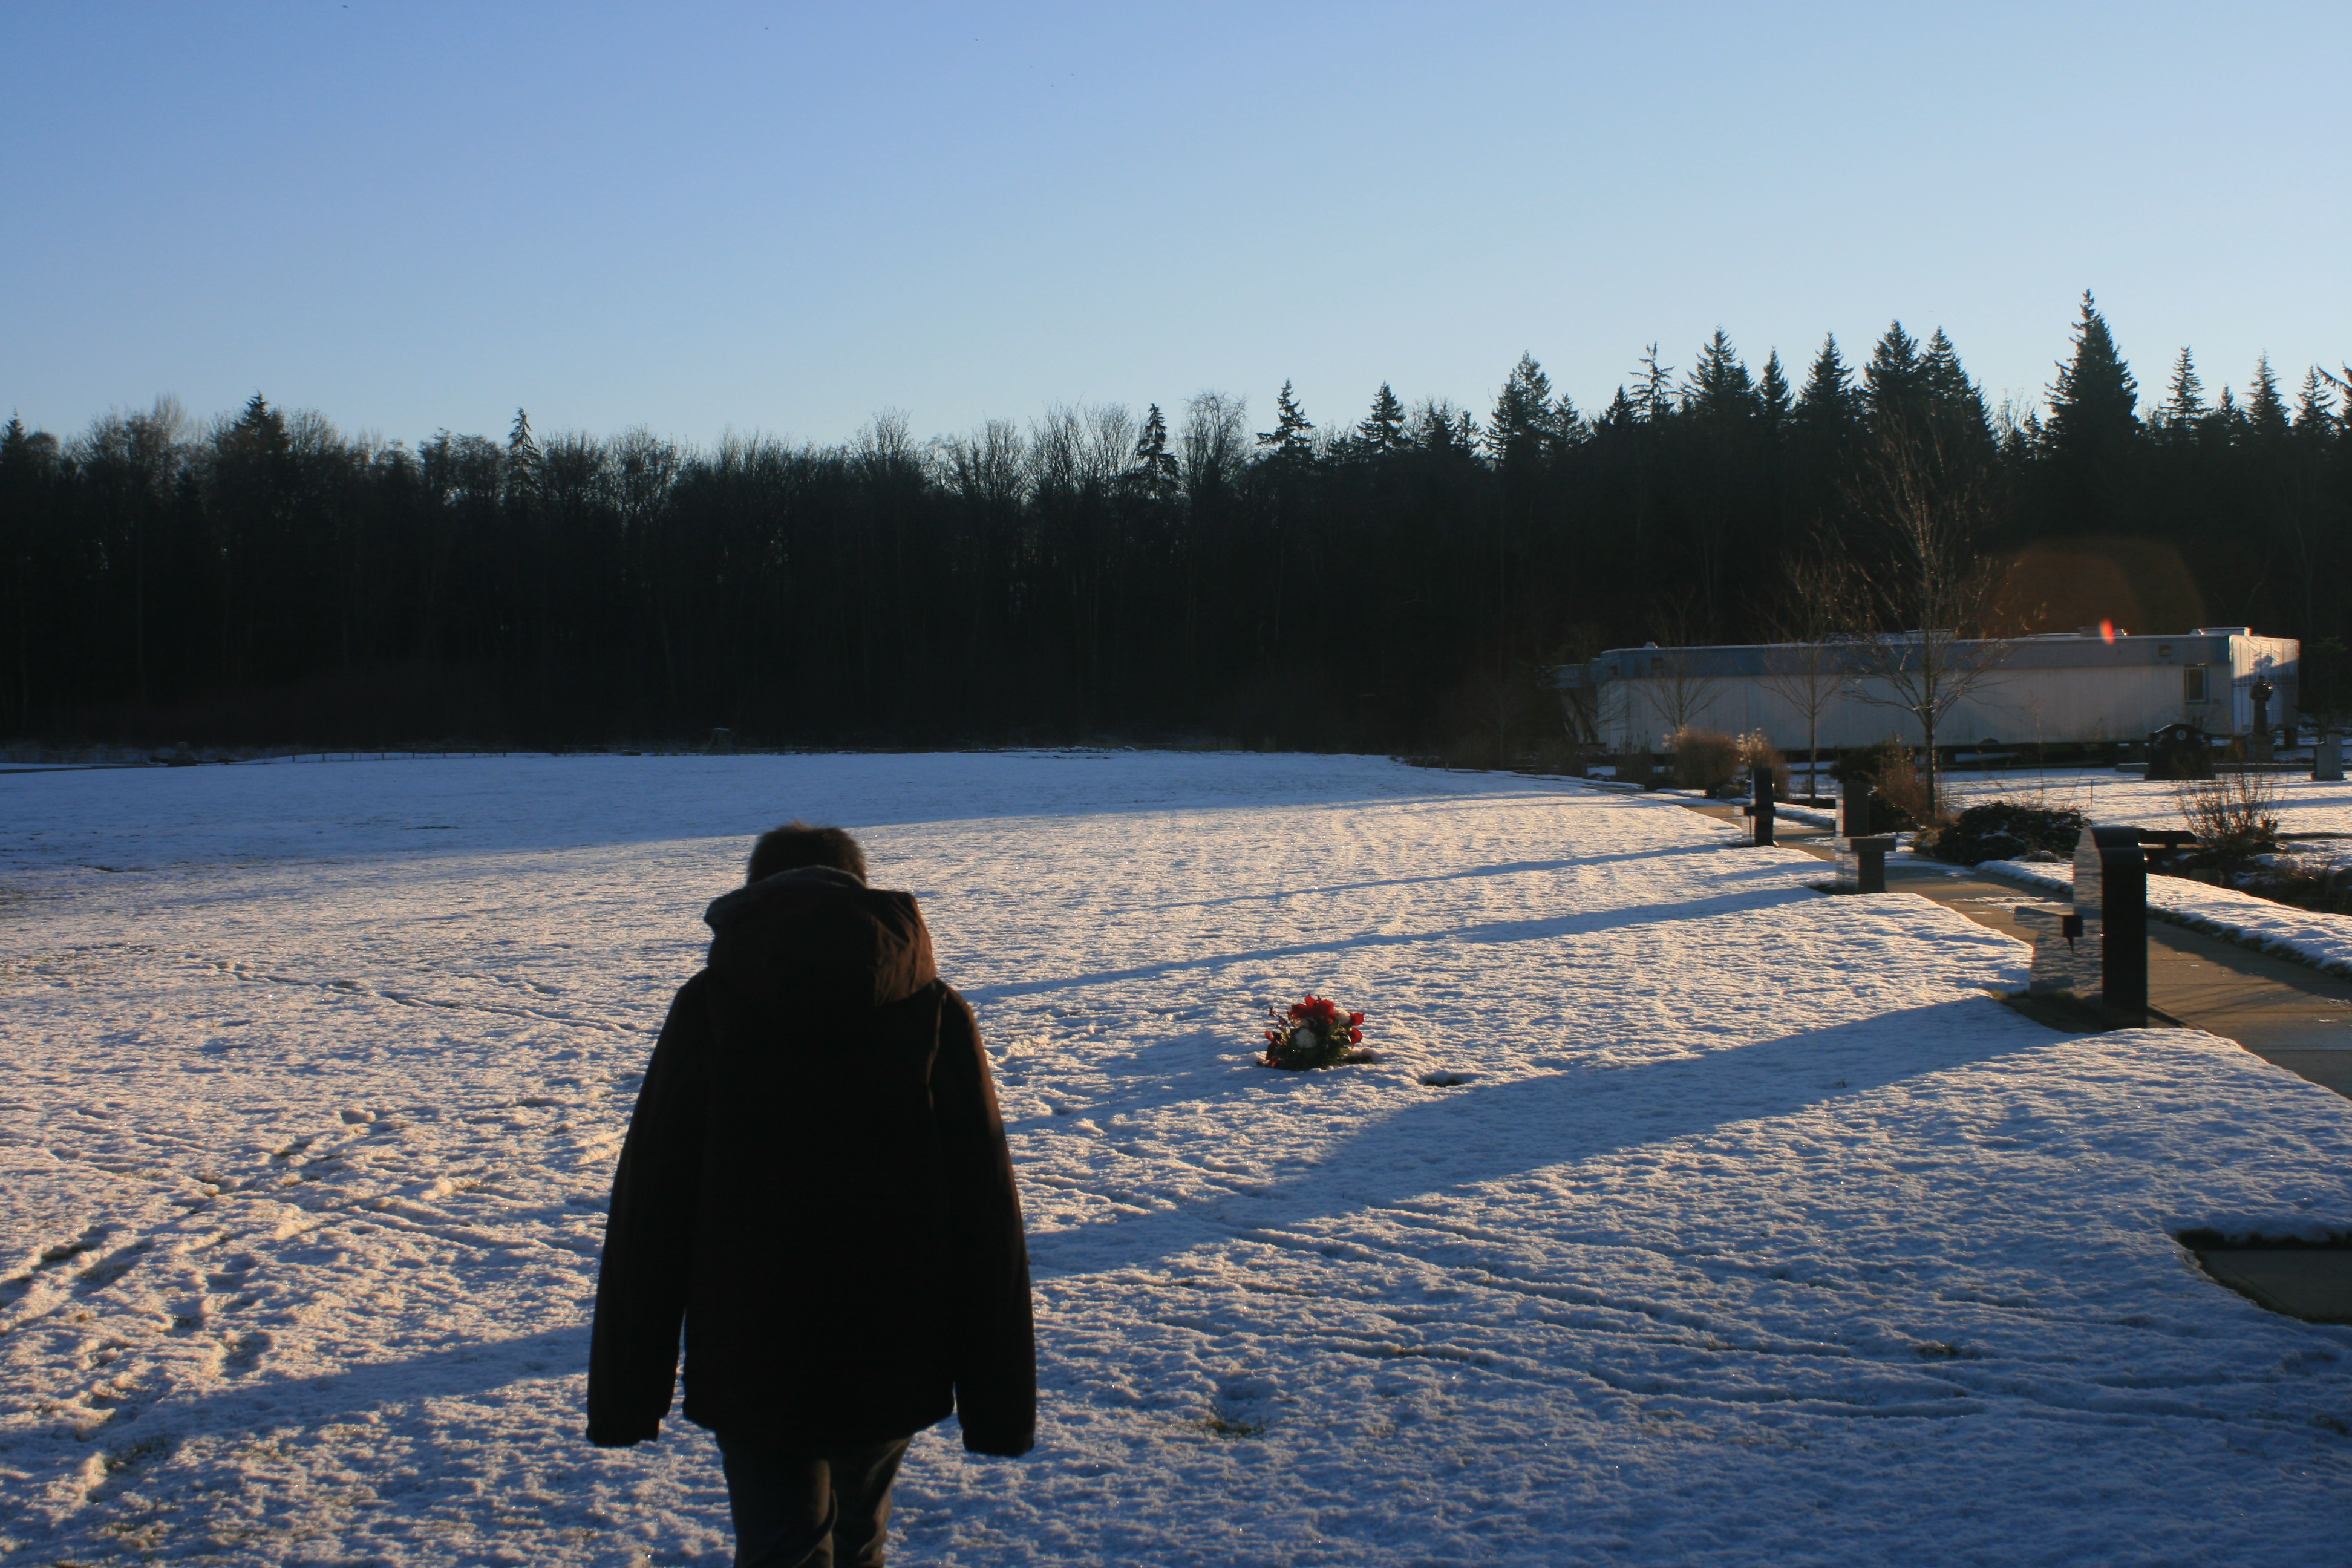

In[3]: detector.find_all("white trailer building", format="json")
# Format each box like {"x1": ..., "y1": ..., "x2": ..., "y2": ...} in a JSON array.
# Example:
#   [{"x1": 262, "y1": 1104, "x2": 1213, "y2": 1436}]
[{"x1": 1553, "y1": 627, "x2": 2299, "y2": 756}]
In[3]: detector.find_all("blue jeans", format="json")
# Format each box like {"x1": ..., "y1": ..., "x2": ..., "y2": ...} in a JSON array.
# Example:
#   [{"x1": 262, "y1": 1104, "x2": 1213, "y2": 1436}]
[{"x1": 714, "y1": 1432, "x2": 913, "y2": 1568}]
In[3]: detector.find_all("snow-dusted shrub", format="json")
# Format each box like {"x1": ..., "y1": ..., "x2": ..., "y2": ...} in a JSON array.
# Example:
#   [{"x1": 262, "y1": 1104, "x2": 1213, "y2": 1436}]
[
  {"x1": 1931, "y1": 801, "x2": 2087, "y2": 865},
  {"x1": 2175, "y1": 773, "x2": 2283, "y2": 858}
]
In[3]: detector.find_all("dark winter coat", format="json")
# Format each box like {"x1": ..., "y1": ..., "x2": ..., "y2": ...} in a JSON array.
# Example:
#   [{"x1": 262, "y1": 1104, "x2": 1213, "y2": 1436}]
[{"x1": 585, "y1": 866, "x2": 1035, "y2": 1457}]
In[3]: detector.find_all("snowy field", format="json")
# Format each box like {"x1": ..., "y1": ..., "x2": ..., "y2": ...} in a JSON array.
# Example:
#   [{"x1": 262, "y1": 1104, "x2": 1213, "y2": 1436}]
[{"x1": 4, "y1": 751, "x2": 2351, "y2": 1566}]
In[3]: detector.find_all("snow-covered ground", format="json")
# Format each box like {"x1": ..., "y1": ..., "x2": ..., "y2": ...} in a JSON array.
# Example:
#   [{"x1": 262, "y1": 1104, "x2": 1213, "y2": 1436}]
[{"x1": 3, "y1": 752, "x2": 2350, "y2": 1566}]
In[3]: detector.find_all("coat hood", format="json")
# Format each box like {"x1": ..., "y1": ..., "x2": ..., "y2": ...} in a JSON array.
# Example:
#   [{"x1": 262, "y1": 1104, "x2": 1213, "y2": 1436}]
[{"x1": 701, "y1": 866, "x2": 937, "y2": 1019}]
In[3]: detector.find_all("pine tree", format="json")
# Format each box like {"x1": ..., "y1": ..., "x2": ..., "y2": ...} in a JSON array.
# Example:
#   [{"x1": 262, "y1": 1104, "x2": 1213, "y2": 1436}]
[
  {"x1": 1793, "y1": 335, "x2": 1861, "y2": 446},
  {"x1": 1132, "y1": 403, "x2": 1180, "y2": 493},
  {"x1": 2043, "y1": 292, "x2": 2141, "y2": 529},
  {"x1": 1863, "y1": 322, "x2": 1926, "y2": 428},
  {"x1": 2046, "y1": 292, "x2": 2140, "y2": 446},
  {"x1": 1594, "y1": 385, "x2": 1642, "y2": 434},
  {"x1": 1634, "y1": 345, "x2": 1674, "y2": 422},
  {"x1": 2213, "y1": 385, "x2": 2245, "y2": 438},
  {"x1": 1685, "y1": 330, "x2": 1756, "y2": 422},
  {"x1": 1488, "y1": 354, "x2": 1562, "y2": 465},
  {"x1": 2292, "y1": 368, "x2": 2334, "y2": 436},
  {"x1": 1354, "y1": 383, "x2": 1406, "y2": 454},
  {"x1": 2246, "y1": 354, "x2": 2288, "y2": 439},
  {"x1": 1410, "y1": 398, "x2": 1478, "y2": 454},
  {"x1": 2160, "y1": 347, "x2": 2206, "y2": 438},
  {"x1": 221, "y1": 393, "x2": 291, "y2": 462},
  {"x1": 1255, "y1": 381, "x2": 1316, "y2": 467},
  {"x1": 1919, "y1": 328, "x2": 1991, "y2": 446},
  {"x1": 505, "y1": 407, "x2": 541, "y2": 504},
  {"x1": 1757, "y1": 350, "x2": 1792, "y2": 436}
]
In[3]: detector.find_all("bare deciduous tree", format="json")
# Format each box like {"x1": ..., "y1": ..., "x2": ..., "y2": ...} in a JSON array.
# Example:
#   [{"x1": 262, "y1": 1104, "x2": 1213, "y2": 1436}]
[
  {"x1": 1757, "y1": 555, "x2": 1856, "y2": 797},
  {"x1": 1840, "y1": 408, "x2": 2014, "y2": 814},
  {"x1": 1642, "y1": 594, "x2": 1721, "y2": 745}
]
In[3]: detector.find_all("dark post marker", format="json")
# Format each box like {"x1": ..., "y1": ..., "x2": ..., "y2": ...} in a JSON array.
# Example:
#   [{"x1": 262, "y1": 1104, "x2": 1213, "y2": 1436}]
[
  {"x1": 1840, "y1": 782, "x2": 1873, "y2": 840},
  {"x1": 1749, "y1": 765, "x2": 1776, "y2": 846},
  {"x1": 2089, "y1": 826, "x2": 2148, "y2": 1027},
  {"x1": 1850, "y1": 835, "x2": 1896, "y2": 893}
]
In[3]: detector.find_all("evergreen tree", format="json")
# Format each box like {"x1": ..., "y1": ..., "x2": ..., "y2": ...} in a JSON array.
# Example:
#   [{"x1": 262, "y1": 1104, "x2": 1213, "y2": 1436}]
[
  {"x1": 2043, "y1": 292, "x2": 2141, "y2": 529},
  {"x1": 1685, "y1": 329, "x2": 1756, "y2": 422},
  {"x1": 2160, "y1": 347, "x2": 2206, "y2": 437},
  {"x1": 0, "y1": 415, "x2": 38, "y2": 479},
  {"x1": 221, "y1": 392, "x2": 292, "y2": 463},
  {"x1": 1132, "y1": 402, "x2": 1180, "y2": 493},
  {"x1": 1593, "y1": 385, "x2": 1642, "y2": 434},
  {"x1": 1354, "y1": 383, "x2": 1407, "y2": 454},
  {"x1": 2246, "y1": 354, "x2": 2288, "y2": 439},
  {"x1": 2213, "y1": 385, "x2": 2246, "y2": 438},
  {"x1": 1634, "y1": 345, "x2": 1674, "y2": 422},
  {"x1": 1410, "y1": 398, "x2": 1479, "y2": 454},
  {"x1": 1488, "y1": 354, "x2": 1562, "y2": 466},
  {"x1": 1757, "y1": 350, "x2": 1792, "y2": 435},
  {"x1": 505, "y1": 407, "x2": 541, "y2": 503},
  {"x1": 1255, "y1": 381, "x2": 1316, "y2": 467},
  {"x1": 2046, "y1": 292, "x2": 2140, "y2": 446},
  {"x1": 1794, "y1": 335, "x2": 1861, "y2": 434},
  {"x1": 0, "y1": 415, "x2": 56, "y2": 724},
  {"x1": 2292, "y1": 368, "x2": 2334, "y2": 435},
  {"x1": 1862, "y1": 322, "x2": 1926, "y2": 428},
  {"x1": 1919, "y1": 328, "x2": 1992, "y2": 446}
]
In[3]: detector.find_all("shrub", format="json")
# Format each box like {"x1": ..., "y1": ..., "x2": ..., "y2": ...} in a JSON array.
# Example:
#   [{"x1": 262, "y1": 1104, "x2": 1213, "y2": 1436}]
[
  {"x1": 1880, "y1": 760, "x2": 1940, "y2": 831},
  {"x1": 1832, "y1": 737, "x2": 1911, "y2": 786},
  {"x1": 1668, "y1": 727, "x2": 1742, "y2": 790},
  {"x1": 1930, "y1": 802, "x2": 2088, "y2": 865},
  {"x1": 2250, "y1": 860, "x2": 2352, "y2": 915},
  {"x1": 2176, "y1": 773, "x2": 2283, "y2": 858}
]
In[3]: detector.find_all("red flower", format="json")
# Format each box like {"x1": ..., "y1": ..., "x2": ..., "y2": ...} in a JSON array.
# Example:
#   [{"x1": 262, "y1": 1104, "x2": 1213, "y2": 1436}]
[{"x1": 1261, "y1": 992, "x2": 1368, "y2": 1070}]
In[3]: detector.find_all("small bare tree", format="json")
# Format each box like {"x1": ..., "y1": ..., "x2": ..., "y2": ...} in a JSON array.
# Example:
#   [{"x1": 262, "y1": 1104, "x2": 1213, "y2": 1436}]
[
  {"x1": 1642, "y1": 594, "x2": 1721, "y2": 747},
  {"x1": 1757, "y1": 555, "x2": 1855, "y2": 798},
  {"x1": 1839, "y1": 409, "x2": 2014, "y2": 815}
]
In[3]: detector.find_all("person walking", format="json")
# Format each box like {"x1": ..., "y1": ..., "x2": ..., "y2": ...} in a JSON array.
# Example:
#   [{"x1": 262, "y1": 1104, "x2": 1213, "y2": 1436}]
[{"x1": 587, "y1": 821, "x2": 1035, "y2": 1567}]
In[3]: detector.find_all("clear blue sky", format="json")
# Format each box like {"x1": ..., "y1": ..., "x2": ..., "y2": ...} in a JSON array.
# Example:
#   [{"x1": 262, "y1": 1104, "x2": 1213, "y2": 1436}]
[{"x1": 5, "y1": 1, "x2": 2346, "y2": 448}]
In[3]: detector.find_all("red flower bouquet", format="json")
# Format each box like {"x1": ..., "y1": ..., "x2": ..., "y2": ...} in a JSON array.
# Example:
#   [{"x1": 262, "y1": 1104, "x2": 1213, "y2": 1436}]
[{"x1": 1261, "y1": 994, "x2": 1368, "y2": 1071}]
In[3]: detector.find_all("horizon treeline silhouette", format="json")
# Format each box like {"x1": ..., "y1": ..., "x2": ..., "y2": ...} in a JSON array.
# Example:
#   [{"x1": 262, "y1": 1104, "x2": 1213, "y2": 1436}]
[{"x1": 4, "y1": 293, "x2": 2346, "y2": 759}]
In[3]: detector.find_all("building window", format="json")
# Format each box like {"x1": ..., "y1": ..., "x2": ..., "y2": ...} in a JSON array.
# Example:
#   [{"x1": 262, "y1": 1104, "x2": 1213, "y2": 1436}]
[{"x1": 2184, "y1": 666, "x2": 2207, "y2": 702}]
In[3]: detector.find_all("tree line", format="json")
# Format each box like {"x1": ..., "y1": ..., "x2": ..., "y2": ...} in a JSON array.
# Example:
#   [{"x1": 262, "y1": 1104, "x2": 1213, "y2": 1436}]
[{"x1": 3, "y1": 293, "x2": 2345, "y2": 759}]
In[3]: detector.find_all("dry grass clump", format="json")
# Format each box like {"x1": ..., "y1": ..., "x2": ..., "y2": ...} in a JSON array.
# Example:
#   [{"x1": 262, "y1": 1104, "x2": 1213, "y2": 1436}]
[
  {"x1": 1738, "y1": 731, "x2": 1791, "y2": 799},
  {"x1": 1870, "y1": 748, "x2": 1944, "y2": 830},
  {"x1": 2175, "y1": 773, "x2": 2283, "y2": 857},
  {"x1": 1668, "y1": 727, "x2": 1743, "y2": 790}
]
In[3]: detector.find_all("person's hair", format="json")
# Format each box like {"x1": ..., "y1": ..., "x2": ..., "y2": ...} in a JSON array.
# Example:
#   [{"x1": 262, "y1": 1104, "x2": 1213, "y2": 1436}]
[{"x1": 746, "y1": 821, "x2": 867, "y2": 885}]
